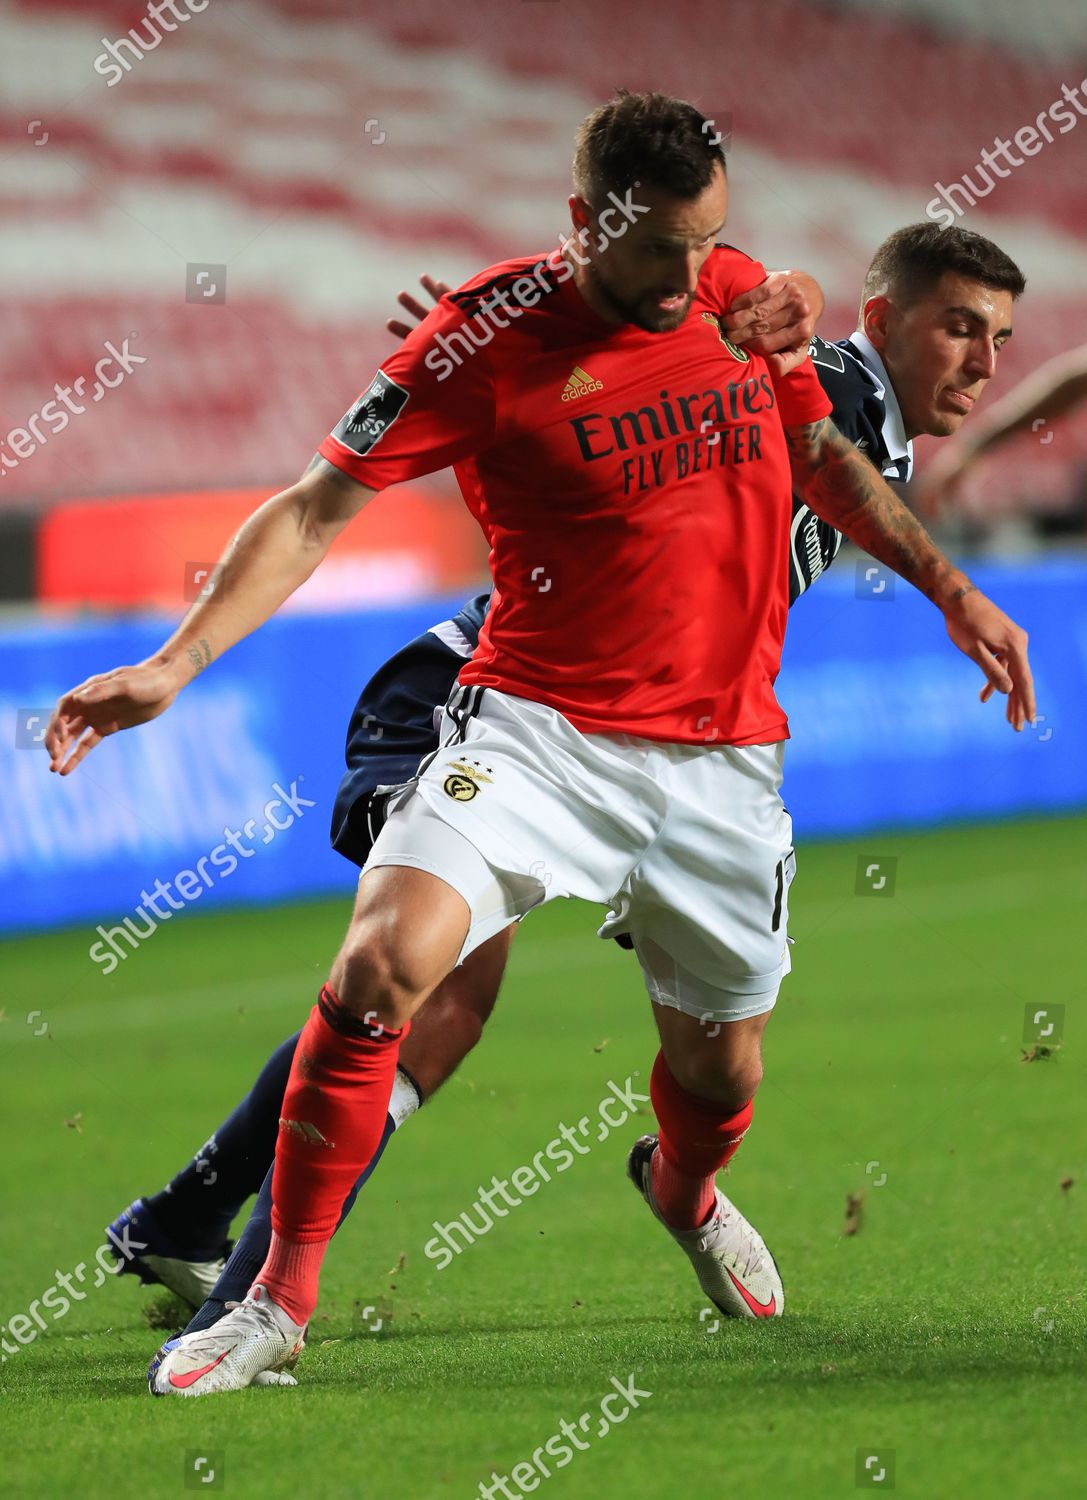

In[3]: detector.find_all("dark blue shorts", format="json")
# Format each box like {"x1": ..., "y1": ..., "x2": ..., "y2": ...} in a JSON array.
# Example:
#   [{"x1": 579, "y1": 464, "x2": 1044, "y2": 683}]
[{"x1": 330, "y1": 597, "x2": 488, "y2": 868}]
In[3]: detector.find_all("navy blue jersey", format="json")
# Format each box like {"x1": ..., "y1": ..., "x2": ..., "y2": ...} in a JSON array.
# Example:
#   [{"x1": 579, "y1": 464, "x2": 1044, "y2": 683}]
[{"x1": 788, "y1": 335, "x2": 912, "y2": 604}]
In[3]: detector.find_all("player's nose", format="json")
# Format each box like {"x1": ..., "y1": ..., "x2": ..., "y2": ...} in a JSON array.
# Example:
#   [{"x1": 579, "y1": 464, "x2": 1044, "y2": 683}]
[{"x1": 965, "y1": 337, "x2": 998, "y2": 380}]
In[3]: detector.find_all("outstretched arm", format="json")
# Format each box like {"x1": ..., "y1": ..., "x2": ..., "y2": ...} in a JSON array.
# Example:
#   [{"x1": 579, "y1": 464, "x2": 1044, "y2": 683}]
[
  {"x1": 916, "y1": 342, "x2": 1087, "y2": 515},
  {"x1": 785, "y1": 417, "x2": 1035, "y2": 731},
  {"x1": 46, "y1": 457, "x2": 376, "y2": 774}
]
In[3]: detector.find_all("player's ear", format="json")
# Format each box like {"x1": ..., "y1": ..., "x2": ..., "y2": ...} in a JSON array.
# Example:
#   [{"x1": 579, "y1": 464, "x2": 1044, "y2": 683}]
[
  {"x1": 861, "y1": 295, "x2": 893, "y2": 351},
  {"x1": 569, "y1": 193, "x2": 592, "y2": 235}
]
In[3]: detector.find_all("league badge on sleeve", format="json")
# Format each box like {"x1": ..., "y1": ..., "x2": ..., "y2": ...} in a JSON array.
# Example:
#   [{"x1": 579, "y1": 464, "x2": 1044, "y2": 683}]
[{"x1": 333, "y1": 371, "x2": 410, "y2": 456}]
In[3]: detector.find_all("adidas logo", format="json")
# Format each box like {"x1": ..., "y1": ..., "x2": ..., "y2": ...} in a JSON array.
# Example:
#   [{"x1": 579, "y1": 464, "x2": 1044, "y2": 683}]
[
  {"x1": 280, "y1": 1117, "x2": 335, "y2": 1148},
  {"x1": 561, "y1": 365, "x2": 604, "y2": 402}
]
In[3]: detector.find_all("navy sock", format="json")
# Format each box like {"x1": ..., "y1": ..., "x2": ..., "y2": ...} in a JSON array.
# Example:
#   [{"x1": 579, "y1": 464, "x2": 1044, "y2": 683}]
[
  {"x1": 147, "y1": 1030, "x2": 301, "y2": 1254},
  {"x1": 182, "y1": 1111, "x2": 399, "y2": 1333}
]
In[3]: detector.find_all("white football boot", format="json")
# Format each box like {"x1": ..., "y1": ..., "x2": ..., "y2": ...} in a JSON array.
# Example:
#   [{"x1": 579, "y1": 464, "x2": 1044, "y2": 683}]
[
  {"x1": 107, "y1": 1199, "x2": 230, "y2": 1309},
  {"x1": 148, "y1": 1285, "x2": 306, "y2": 1396},
  {"x1": 627, "y1": 1135, "x2": 784, "y2": 1318}
]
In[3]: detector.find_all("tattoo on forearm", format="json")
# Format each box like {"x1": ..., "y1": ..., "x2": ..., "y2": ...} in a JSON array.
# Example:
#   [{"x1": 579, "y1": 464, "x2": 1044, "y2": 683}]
[
  {"x1": 785, "y1": 420, "x2": 952, "y2": 599},
  {"x1": 186, "y1": 638, "x2": 213, "y2": 676}
]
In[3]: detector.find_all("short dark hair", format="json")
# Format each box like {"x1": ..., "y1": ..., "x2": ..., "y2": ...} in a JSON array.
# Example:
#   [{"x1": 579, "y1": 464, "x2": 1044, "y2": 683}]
[
  {"x1": 860, "y1": 223, "x2": 1027, "y2": 311},
  {"x1": 572, "y1": 90, "x2": 725, "y2": 211}
]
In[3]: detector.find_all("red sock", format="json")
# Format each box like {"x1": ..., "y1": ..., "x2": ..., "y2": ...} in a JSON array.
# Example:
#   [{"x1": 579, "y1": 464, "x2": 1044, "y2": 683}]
[
  {"x1": 255, "y1": 984, "x2": 407, "y2": 1323},
  {"x1": 649, "y1": 1050, "x2": 754, "y2": 1230}
]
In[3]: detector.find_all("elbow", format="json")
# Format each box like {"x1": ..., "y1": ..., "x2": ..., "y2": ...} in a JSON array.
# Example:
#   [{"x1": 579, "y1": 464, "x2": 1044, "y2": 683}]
[
  {"x1": 288, "y1": 481, "x2": 350, "y2": 553},
  {"x1": 297, "y1": 503, "x2": 340, "y2": 555}
]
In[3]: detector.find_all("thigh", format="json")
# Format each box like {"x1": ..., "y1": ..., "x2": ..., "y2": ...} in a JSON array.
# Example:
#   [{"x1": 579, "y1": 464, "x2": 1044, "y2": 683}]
[
  {"x1": 601, "y1": 741, "x2": 796, "y2": 1006},
  {"x1": 331, "y1": 859, "x2": 473, "y2": 1005},
  {"x1": 361, "y1": 786, "x2": 544, "y2": 970},
  {"x1": 635, "y1": 934, "x2": 789, "y2": 1028}
]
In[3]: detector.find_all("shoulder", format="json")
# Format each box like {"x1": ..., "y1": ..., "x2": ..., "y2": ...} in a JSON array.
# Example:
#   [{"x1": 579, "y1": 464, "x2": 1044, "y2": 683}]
[
  {"x1": 808, "y1": 335, "x2": 874, "y2": 392},
  {"x1": 444, "y1": 254, "x2": 566, "y2": 320},
  {"x1": 809, "y1": 336, "x2": 884, "y2": 448},
  {"x1": 709, "y1": 242, "x2": 762, "y2": 270},
  {"x1": 698, "y1": 243, "x2": 767, "y2": 307}
]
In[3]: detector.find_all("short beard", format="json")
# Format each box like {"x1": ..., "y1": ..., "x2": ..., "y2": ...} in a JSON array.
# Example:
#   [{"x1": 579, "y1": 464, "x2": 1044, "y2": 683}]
[{"x1": 587, "y1": 263, "x2": 693, "y2": 333}]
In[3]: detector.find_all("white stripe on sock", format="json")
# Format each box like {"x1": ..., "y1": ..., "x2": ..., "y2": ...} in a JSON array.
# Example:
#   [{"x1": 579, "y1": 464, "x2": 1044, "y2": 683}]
[{"x1": 388, "y1": 1067, "x2": 422, "y2": 1129}]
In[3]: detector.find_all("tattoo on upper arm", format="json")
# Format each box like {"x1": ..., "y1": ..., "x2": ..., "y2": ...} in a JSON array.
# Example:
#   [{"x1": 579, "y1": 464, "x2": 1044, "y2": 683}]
[{"x1": 186, "y1": 638, "x2": 213, "y2": 676}]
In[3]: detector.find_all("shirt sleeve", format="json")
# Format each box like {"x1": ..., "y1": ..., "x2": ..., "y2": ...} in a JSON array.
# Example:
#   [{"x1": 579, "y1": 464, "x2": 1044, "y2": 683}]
[
  {"x1": 770, "y1": 357, "x2": 834, "y2": 427},
  {"x1": 318, "y1": 298, "x2": 498, "y2": 489},
  {"x1": 704, "y1": 247, "x2": 833, "y2": 428},
  {"x1": 807, "y1": 336, "x2": 879, "y2": 450}
]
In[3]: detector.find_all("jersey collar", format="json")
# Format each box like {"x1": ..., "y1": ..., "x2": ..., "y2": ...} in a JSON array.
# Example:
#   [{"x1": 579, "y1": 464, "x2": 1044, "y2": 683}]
[{"x1": 846, "y1": 330, "x2": 914, "y2": 481}]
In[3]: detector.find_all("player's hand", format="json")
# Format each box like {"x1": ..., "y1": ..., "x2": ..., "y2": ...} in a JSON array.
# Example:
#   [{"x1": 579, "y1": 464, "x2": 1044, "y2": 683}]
[
  {"x1": 45, "y1": 661, "x2": 182, "y2": 775},
  {"x1": 386, "y1": 274, "x2": 451, "y2": 340},
  {"x1": 723, "y1": 271, "x2": 824, "y2": 377},
  {"x1": 941, "y1": 589, "x2": 1034, "y2": 731}
]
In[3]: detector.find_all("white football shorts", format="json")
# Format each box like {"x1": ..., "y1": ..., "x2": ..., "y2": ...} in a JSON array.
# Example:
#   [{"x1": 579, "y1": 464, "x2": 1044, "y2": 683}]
[{"x1": 364, "y1": 685, "x2": 796, "y2": 1023}]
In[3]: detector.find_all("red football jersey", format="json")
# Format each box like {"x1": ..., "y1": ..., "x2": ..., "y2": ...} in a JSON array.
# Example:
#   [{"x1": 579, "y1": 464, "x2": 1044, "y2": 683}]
[{"x1": 319, "y1": 246, "x2": 831, "y2": 745}]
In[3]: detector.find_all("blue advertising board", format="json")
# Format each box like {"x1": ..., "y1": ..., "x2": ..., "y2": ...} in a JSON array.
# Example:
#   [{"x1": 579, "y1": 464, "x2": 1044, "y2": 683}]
[
  {"x1": 1, "y1": 559, "x2": 1084, "y2": 939},
  {"x1": 0, "y1": 597, "x2": 464, "y2": 939},
  {"x1": 777, "y1": 556, "x2": 1086, "y2": 834}
]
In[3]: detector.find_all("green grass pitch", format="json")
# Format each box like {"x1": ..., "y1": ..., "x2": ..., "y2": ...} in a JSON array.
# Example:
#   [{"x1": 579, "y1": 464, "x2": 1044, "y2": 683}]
[{"x1": 1, "y1": 815, "x2": 1084, "y2": 1498}]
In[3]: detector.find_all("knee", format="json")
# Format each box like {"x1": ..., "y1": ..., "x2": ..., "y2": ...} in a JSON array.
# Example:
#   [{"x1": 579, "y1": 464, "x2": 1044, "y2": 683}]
[
  {"x1": 670, "y1": 1049, "x2": 763, "y2": 1115},
  {"x1": 331, "y1": 920, "x2": 433, "y2": 1029}
]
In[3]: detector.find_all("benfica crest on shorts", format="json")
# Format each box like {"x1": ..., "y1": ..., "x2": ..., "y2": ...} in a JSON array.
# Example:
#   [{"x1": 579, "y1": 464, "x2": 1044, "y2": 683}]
[
  {"x1": 702, "y1": 311, "x2": 750, "y2": 363},
  {"x1": 443, "y1": 760, "x2": 493, "y2": 802}
]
